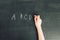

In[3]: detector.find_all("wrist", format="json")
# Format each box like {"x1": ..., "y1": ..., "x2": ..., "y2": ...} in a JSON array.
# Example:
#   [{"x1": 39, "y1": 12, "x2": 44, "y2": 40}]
[{"x1": 36, "y1": 25, "x2": 42, "y2": 29}]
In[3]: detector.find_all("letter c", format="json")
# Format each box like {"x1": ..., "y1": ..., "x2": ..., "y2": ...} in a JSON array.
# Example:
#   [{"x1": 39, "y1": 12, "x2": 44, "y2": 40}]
[{"x1": 24, "y1": 14, "x2": 28, "y2": 20}]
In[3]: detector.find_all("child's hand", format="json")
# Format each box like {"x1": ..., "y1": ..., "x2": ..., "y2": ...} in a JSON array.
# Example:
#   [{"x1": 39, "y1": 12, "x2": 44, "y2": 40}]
[
  {"x1": 34, "y1": 15, "x2": 45, "y2": 40},
  {"x1": 34, "y1": 15, "x2": 42, "y2": 28}
]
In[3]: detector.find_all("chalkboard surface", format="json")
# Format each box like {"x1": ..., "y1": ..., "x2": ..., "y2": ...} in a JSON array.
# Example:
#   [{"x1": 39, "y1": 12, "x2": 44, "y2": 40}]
[
  {"x1": 0, "y1": 0, "x2": 60, "y2": 40},
  {"x1": 0, "y1": 0, "x2": 37, "y2": 40}
]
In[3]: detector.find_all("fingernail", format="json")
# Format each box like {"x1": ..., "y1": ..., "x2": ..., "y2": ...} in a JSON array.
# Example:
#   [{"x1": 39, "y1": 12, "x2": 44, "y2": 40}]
[
  {"x1": 38, "y1": 15, "x2": 40, "y2": 18},
  {"x1": 34, "y1": 15, "x2": 36, "y2": 17}
]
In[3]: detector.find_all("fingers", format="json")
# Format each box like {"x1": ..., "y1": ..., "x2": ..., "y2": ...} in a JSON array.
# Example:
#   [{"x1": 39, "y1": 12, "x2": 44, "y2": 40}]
[
  {"x1": 34, "y1": 15, "x2": 37, "y2": 23},
  {"x1": 34, "y1": 15, "x2": 40, "y2": 22}
]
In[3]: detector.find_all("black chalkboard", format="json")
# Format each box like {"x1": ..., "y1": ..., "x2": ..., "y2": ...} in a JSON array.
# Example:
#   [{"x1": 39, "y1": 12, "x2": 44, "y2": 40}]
[{"x1": 0, "y1": 0, "x2": 38, "y2": 40}]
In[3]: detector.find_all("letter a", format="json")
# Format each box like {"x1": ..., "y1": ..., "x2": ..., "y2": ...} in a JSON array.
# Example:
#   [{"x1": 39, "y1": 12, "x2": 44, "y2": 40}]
[{"x1": 11, "y1": 14, "x2": 16, "y2": 20}]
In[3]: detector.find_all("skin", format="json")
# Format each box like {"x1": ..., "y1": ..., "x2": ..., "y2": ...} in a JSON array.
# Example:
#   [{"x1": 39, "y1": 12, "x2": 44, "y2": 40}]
[{"x1": 34, "y1": 15, "x2": 45, "y2": 40}]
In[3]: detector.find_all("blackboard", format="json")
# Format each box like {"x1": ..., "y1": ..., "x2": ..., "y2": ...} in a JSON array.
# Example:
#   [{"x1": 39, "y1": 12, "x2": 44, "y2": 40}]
[
  {"x1": 0, "y1": 0, "x2": 60, "y2": 40},
  {"x1": 0, "y1": 0, "x2": 38, "y2": 40}
]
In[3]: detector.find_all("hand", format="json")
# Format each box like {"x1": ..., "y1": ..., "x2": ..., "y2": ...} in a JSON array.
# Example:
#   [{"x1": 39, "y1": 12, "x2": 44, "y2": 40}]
[{"x1": 34, "y1": 15, "x2": 42, "y2": 28}]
